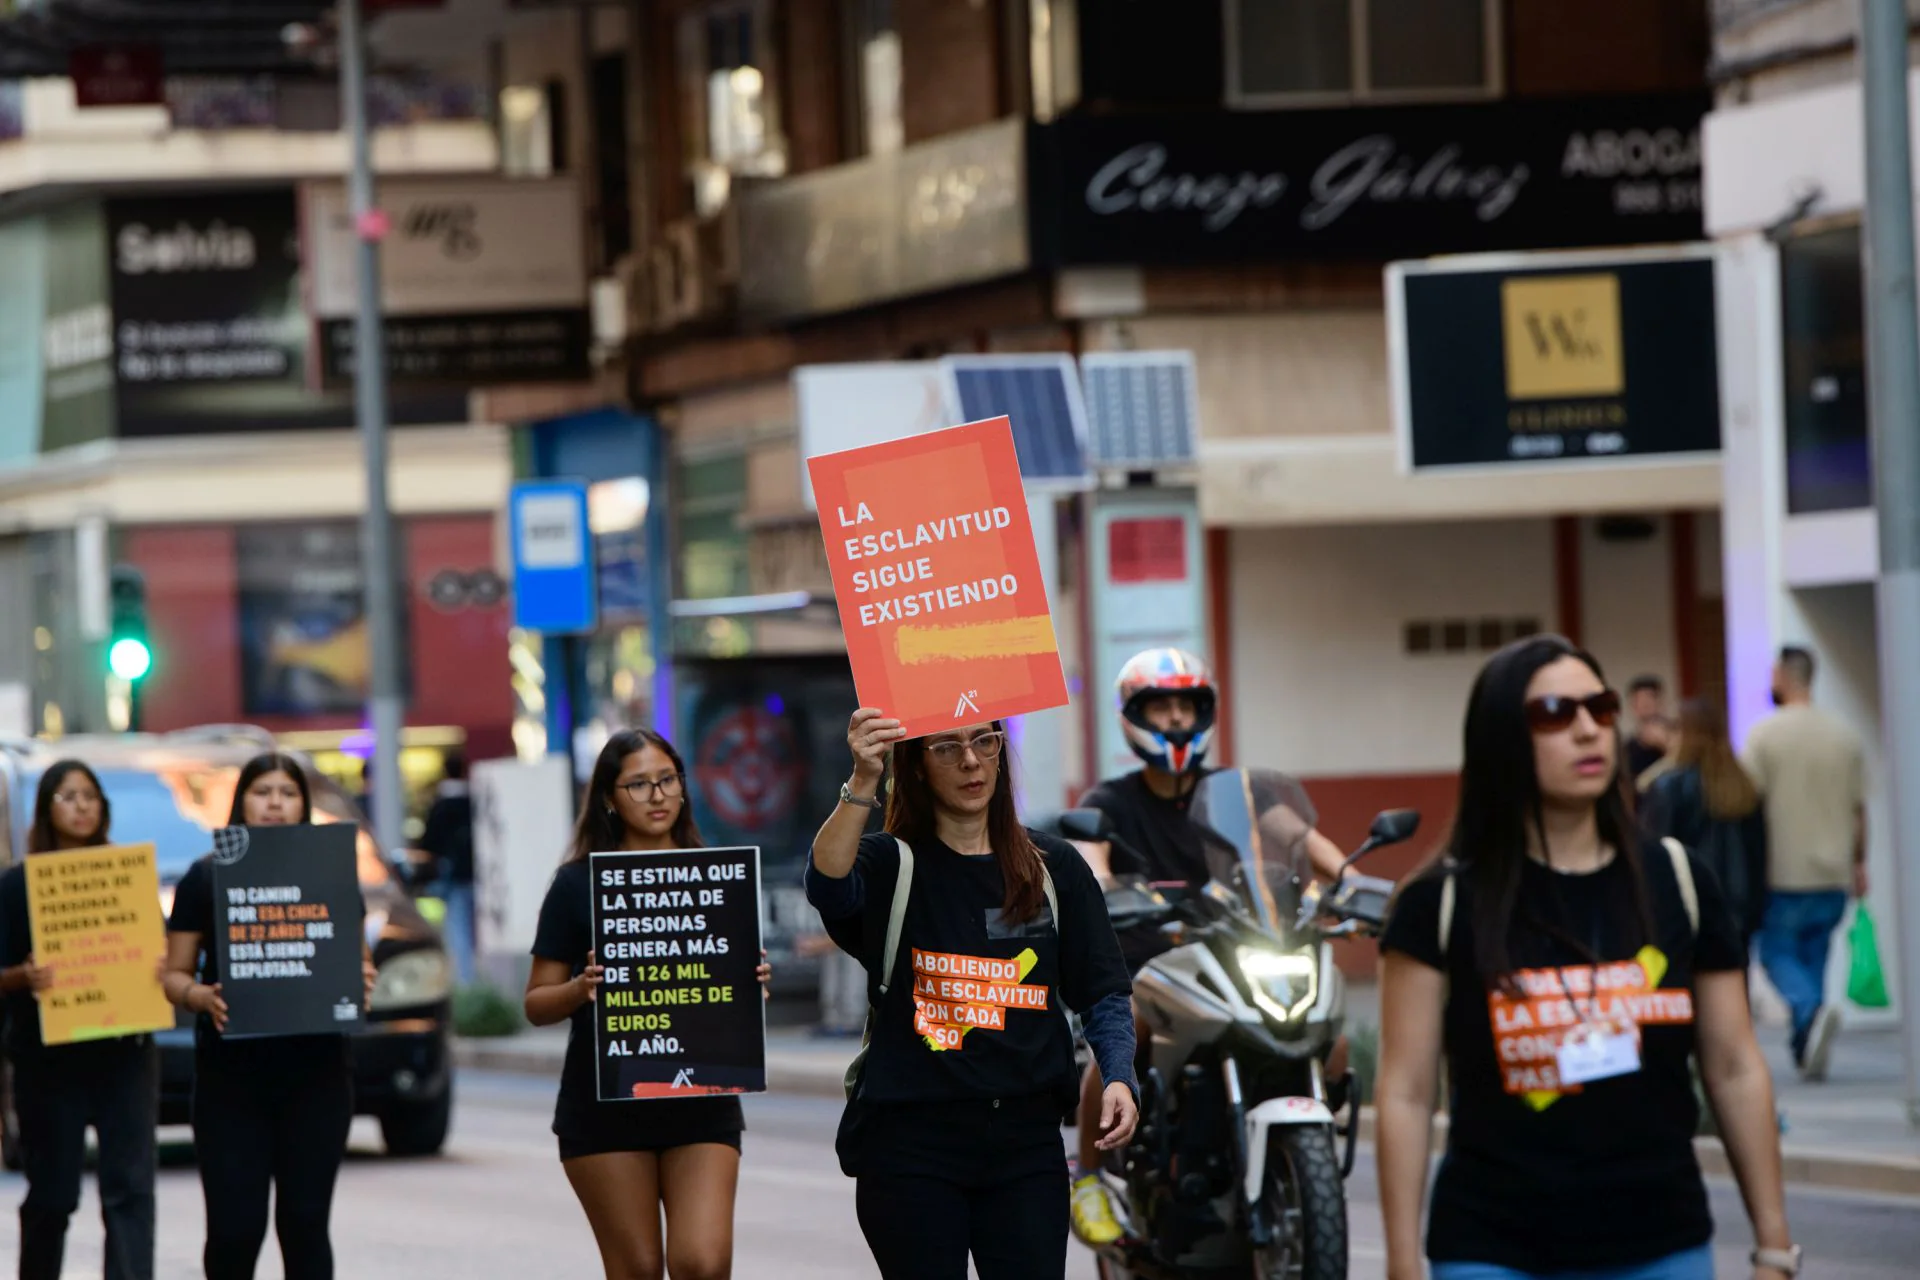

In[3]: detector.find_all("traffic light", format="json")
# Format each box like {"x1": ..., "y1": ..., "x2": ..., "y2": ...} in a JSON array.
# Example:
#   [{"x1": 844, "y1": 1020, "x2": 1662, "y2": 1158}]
[{"x1": 108, "y1": 565, "x2": 152, "y2": 683}]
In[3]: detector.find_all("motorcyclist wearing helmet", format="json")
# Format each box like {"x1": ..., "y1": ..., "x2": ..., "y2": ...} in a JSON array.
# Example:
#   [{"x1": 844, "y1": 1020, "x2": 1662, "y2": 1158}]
[{"x1": 1067, "y1": 648, "x2": 1350, "y2": 1248}]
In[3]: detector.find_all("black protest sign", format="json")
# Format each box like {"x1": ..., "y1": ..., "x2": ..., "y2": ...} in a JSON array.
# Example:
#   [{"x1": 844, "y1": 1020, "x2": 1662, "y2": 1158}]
[
  {"x1": 590, "y1": 847, "x2": 765, "y2": 1101},
  {"x1": 211, "y1": 824, "x2": 366, "y2": 1039}
]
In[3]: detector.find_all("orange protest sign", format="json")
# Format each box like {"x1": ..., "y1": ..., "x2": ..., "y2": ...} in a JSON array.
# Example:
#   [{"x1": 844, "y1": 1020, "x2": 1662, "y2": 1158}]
[
  {"x1": 26, "y1": 843, "x2": 173, "y2": 1046},
  {"x1": 809, "y1": 416, "x2": 1069, "y2": 739}
]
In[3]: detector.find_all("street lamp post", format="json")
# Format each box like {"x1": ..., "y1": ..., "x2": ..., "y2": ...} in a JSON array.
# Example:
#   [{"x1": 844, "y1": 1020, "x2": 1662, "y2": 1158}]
[
  {"x1": 1858, "y1": 0, "x2": 1920, "y2": 1130},
  {"x1": 340, "y1": 0, "x2": 407, "y2": 862}
]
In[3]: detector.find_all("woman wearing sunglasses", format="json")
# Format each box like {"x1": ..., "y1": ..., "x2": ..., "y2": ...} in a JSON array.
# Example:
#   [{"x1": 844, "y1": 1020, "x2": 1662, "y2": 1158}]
[
  {"x1": 1375, "y1": 636, "x2": 1799, "y2": 1280},
  {"x1": 525, "y1": 728, "x2": 771, "y2": 1280},
  {"x1": 808, "y1": 712, "x2": 1138, "y2": 1280}
]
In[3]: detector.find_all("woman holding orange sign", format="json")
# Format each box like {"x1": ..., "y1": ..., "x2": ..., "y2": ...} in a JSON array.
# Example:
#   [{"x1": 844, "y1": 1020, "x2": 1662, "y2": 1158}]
[
  {"x1": 0, "y1": 760, "x2": 158, "y2": 1280},
  {"x1": 809, "y1": 710, "x2": 1137, "y2": 1280}
]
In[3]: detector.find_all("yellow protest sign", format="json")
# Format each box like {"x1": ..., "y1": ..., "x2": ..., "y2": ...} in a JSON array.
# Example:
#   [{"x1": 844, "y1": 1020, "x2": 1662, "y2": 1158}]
[{"x1": 25, "y1": 843, "x2": 173, "y2": 1046}]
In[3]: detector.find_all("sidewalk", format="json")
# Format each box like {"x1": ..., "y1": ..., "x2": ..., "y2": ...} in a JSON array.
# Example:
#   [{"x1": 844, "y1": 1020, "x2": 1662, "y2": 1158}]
[{"x1": 454, "y1": 1018, "x2": 1920, "y2": 1197}]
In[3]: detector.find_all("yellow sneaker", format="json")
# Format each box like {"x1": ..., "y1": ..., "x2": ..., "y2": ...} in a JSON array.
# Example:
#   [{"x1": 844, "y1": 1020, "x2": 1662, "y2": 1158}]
[{"x1": 1071, "y1": 1173, "x2": 1124, "y2": 1246}]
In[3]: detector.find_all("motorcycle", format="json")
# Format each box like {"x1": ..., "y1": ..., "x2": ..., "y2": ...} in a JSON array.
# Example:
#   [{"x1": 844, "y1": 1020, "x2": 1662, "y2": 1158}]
[{"x1": 1059, "y1": 767, "x2": 1415, "y2": 1280}]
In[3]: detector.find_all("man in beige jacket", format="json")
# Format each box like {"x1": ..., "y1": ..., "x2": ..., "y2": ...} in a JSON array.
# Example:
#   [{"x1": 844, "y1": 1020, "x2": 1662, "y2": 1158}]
[{"x1": 1742, "y1": 646, "x2": 1867, "y2": 1082}]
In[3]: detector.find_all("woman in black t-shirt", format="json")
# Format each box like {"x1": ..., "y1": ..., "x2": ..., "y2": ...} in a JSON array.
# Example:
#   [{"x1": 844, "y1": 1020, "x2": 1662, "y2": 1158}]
[
  {"x1": 162, "y1": 752, "x2": 376, "y2": 1280},
  {"x1": 807, "y1": 710, "x2": 1138, "y2": 1280},
  {"x1": 0, "y1": 760, "x2": 158, "y2": 1280},
  {"x1": 524, "y1": 728, "x2": 770, "y2": 1280},
  {"x1": 1376, "y1": 636, "x2": 1799, "y2": 1280}
]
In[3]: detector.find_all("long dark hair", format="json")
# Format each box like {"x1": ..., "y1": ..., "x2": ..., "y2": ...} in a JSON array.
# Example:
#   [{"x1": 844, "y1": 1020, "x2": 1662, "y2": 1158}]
[
  {"x1": 565, "y1": 729, "x2": 703, "y2": 863},
  {"x1": 1442, "y1": 635, "x2": 1654, "y2": 985},
  {"x1": 227, "y1": 752, "x2": 314, "y2": 826},
  {"x1": 29, "y1": 760, "x2": 111, "y2": 854},
  {"x1": 1674, "y1": 698, "x2": 1760, "y2": 822},
  {"x1": 885, "y1": 722, "x2": 1046, "y2": 924}
]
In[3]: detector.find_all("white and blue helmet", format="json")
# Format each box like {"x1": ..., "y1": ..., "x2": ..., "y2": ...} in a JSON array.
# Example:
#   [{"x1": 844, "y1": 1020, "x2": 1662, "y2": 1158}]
[{"x1": 1116, "y1": 648, "x2": 1217, "y2": 775}]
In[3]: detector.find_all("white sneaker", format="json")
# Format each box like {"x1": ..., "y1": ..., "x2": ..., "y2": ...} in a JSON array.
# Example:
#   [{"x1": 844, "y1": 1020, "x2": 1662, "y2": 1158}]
[{"x1": 1802, "y1": 1005, "x2": 1841, "y2": 1082}]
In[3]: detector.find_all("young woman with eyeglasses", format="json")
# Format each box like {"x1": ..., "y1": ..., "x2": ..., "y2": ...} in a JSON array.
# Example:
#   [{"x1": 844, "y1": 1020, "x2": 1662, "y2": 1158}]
[
  {"x1": 1375, "y1": 636, "x2": 1799, "y2": 1280},
  {"x1": 163, "y1": 752, "x2": 377, "y2": 1280},
  {"x1": 525, "y1": 728, "x2": 772, "y2": 1280},
  {"x1": 0, "y1": 761, "x2": 159, "y2": 1280},
  {"x1": 808, "y1": 711, "x2": 1138, "y2": 1280}
]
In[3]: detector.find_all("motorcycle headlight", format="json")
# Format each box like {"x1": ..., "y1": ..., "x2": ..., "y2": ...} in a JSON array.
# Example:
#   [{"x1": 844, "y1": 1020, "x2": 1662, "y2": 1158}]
[
  {"x1": 1238, "y1": 947, "x2": 1318, "y2": 1022},
  {"x1": 370, "y1": 948, "x2": 453, "y2": 1012}
]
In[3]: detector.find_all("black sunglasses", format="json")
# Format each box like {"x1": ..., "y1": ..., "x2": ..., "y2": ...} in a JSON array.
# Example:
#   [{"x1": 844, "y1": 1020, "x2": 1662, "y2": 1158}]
[{"x1": 1524, "y1": 690, "x2": 1621, "y2": 734}]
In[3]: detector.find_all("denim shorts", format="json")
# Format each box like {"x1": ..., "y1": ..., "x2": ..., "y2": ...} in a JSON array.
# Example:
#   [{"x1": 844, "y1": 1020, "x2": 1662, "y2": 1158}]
[{"x1": 1430, "y1": 1244, "x2": 1715, "y2": 1280}]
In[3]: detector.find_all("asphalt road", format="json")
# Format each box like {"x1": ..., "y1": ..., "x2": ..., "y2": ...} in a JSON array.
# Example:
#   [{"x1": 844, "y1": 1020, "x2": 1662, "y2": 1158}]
[{"x1": 4, "y1": 1070, "x2": 1917, "y2": 1278}]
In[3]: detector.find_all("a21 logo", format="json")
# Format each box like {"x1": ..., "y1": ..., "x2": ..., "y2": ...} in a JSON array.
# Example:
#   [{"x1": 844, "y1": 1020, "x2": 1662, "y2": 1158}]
[{"x1": 953, "y1": 690, "x2": 982, "y2": 718}]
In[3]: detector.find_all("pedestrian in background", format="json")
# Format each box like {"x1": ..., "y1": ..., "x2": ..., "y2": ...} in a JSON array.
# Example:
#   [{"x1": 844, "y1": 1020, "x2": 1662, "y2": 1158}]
[
  {"x1": 1376, "y1": 636, "x2": 1798, "y2": 1280},
  {"x1": 1643, "y1": 699, "x2": 1769, "y2": 957},
  {"x1": 809, "y1": 711, "x2": 1137, "y2": 1280},
  {"x1": 162, "y1": 753, "x2": 376, "y2": 1280},
  {"x1": 524, "y1": 728, "x2": 771, "y2": 1280},
  {"x1": 0, "y1": 761, "x2": 158, "y2": 1280},
  {"x1": 417, "y1": 751, "x2": 476, "y2": 986},
  {"x1": 1743, "y1": 645, "x2": 1867, "y2": 1081},
  {"x1": 1626, "y1": 673, "x2": 1673, "y2": 786}
]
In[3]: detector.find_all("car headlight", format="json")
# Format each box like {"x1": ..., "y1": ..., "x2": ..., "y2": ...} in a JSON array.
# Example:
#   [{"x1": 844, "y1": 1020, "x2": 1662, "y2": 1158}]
[
  {"x1": 370, "y1": 949, "x2": 453, "y2": 1011},
  {"x1": 1238, "y1": 947, "x2": 1318, "y2": 1022}
]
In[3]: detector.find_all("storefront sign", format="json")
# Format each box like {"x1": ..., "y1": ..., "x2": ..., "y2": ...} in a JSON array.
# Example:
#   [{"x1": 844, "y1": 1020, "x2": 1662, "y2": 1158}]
[
  {"x1": 26, "y1": 843, "x2": 173, "y2": 1046},
  {"x1": 808, "y1": 417, "x2": 1069, "y2": 739},
  {"x1": 1089, "y1": 492, "x2": 1206, "y2": 779},
  {"x1": 70, "y1": 46, "x2": 165, "y2": 108},
  {"x1": 1031, "y1": 92, "x2": 1706, "y2": 266},
  {"x1": 510, "y1": 480, "x2": 597, "y2": 634},
  {"x1": 474, "y1": 756, "x2": 574, "y2": 963},
  {"x1": 106, "y1": 190, "x2": 310, "y2": 437},
  {"x1": 1389, "y1": 246, "x2": 1720, "y2": 472},
  {"x1": 212, "y1": 824, "x2": 366, "y2": 1039},
  {"x1": 304, "y1": 177, "x2": 590, "y2": 386},
  {"x1": 590, "y1": 847, "x2": 766, "y2": 1100},
  {"x1": 236, "y1": 522, "x2": 407, "y2": 716},
  {"x1": 740, "y1": 118, "x2": 1028, "y2": 322}
]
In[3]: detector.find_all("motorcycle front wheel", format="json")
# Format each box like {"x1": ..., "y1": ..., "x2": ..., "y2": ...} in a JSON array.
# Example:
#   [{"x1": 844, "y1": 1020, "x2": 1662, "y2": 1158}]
[{"x1": 1253, "y1": 1126, "x2": 1347, "y2": 1280}]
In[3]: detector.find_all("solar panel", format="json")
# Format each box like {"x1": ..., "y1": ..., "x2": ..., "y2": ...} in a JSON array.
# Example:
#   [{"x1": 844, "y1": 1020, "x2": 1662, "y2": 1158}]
[
  {"x1": 941, "y1": 355, "x2": 1090, "y2": 484},
  {"x1": 1080, "y1": 350, "x2": 1199, "y2": 468}
]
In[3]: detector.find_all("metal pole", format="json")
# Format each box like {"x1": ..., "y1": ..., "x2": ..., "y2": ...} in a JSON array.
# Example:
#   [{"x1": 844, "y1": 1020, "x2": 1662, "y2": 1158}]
[
  {"x1": 1858, "y1": 0, "x2": 1920, "y2": 1130},
  {"x1": 341, "y1": 0, "x2": 407, "y2": 863}
]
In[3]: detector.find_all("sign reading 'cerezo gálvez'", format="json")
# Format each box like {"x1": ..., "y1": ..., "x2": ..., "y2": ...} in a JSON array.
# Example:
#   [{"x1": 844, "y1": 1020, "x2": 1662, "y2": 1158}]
[
  {"x1": 590, "y1": 848, "x2": 766, "y2": 1101},
  {"x1": 1389, "y1": 246, "x2": 1721, "y2": 472},
  {"x1": 1029, "y1": 91, "x2": 1706, "y2": 265}
]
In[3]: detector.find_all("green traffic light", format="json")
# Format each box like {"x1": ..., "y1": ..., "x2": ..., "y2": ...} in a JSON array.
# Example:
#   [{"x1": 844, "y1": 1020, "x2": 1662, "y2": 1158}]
[{"x1": 109, "y1": 638, "x2": 153, "y2": 682}]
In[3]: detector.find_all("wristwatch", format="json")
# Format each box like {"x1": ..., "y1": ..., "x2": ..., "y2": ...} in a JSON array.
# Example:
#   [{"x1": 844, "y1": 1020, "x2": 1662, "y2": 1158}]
[
  {"x1": 1752, "y1": 1246, "x2": 1802, "y2": 1276},
  {"x1": 840, "y1": 782, "x2": 883, "y2": 810}
]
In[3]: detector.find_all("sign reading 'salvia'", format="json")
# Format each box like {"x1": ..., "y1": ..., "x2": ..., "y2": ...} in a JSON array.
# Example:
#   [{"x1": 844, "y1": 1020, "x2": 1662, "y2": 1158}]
[{"x1": 114, "y1": 221, "x2": 260, "y2": 275}]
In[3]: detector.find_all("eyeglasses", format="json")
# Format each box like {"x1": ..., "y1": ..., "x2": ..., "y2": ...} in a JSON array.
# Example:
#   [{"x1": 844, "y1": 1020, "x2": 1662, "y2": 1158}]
[
  {"x1": 617, "y1": 774, "x2": 685, "y2": 801},
  {"x1": 53, "y1": 791, "x2": 100, "y2": 806},
  {"x1": 926, "y1": 731, "x2": 1005, "y2": 766},
  {"x1": 1524, "y1": 690, "x2": 1622, "y2": 735}
]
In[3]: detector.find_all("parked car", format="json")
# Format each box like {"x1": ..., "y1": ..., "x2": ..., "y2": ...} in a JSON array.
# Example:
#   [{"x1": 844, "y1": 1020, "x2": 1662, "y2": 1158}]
[{"x1": 0, "y1": 728, "x2": 455, "y2": 1166}]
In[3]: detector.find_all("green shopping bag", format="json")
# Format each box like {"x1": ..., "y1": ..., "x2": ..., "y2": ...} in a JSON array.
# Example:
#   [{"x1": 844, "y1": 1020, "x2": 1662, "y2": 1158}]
[{"x1": 1847, "y1": 905, "x2": 1891, "y2": 1009}]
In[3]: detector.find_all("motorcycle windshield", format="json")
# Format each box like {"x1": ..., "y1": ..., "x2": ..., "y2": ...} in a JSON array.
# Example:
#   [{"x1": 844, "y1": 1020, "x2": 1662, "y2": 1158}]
[{"x1": 1188, "y1": 768, "x2": 1319, "y2": 932}]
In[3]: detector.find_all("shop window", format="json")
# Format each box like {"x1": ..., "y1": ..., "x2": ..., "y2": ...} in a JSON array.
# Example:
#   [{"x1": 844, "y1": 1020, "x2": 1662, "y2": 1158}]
[
  {"x1": 1225, "y1": 0, "x2": 1501, "y2": 106},
  {"x1": 846, "y1": 0, "x2": 902, "y2": 157},
  {"x1": 1779, "y1": 224, "x2": 1871, "y2": 515},
  {"x1": 500, "y1": 80, "x2": 566, "y2": 177},
  {"x1": 679, "y1": 0, "x2": 788, "y2": 218},
  {"x1": 676, "y1": 454, "x2": 751, "y2": 600}
]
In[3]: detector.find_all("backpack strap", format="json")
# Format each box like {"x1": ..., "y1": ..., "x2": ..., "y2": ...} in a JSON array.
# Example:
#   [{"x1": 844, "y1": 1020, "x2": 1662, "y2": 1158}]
[
  {"x1": 1438, "y1": 867, "x2": 1457, "y2": 957},
  {"x1": 877, "y1": 836, "x2": 915, "y2": 996},
  {"x1": 1661, "y1": 837, "x2": 1699, "y2": 938}
]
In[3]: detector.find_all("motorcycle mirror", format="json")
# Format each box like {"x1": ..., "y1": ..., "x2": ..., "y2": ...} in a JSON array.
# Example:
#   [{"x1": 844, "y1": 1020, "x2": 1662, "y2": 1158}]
[
  {"x1": 1368, "y1": 809, "x2": 1421, "y2": 845},
  {"x1": 1058, "y1": 808, "x2": 1114, "y2": 843}
]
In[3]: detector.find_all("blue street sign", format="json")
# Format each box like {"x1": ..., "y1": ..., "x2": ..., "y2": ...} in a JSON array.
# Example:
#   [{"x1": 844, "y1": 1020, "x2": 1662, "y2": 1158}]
[{"x1": 509, "y1": 480, "x2": 597, "y2": 634}]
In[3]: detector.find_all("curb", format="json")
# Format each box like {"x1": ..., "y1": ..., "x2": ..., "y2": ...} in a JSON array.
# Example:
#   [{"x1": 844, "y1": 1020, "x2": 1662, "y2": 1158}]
[{"x1": 455, "y1": 1041, "x2": 1920, "y2": 1198}]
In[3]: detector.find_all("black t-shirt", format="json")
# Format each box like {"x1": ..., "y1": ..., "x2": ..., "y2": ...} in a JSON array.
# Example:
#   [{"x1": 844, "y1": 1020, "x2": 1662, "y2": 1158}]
[
  {"x1": 833, "y1": 830, "x2": 1130, "y2": 1108},
  {"x1": 167, "y1": 852, "x2": 359, "y2": 1056},
  {"x1": 531, "y1": 859, "x2": 745, "y2": 1142},
  {"x1": 1627, "y1": 738, "x2": 1666, "y2": 781},
  {"x1": 0, "y1": 864, "x2": 42, "y2": 1056},
  {"x1": 1379, "y1": 841, "x2": 1746, "y2": 1272},
  {"x1": 1078, "y1": 771, "x2": 1214, "y2": 969}
]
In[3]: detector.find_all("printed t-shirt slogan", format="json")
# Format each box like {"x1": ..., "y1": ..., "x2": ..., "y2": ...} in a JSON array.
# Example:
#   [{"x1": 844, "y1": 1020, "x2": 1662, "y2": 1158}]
[
  {"x1": 912, "y1": 945, "x2": 1047, "y2": 1051},
  {"x1": 212, "y1": 823, "x2": 366, "y2": 1038},
  {"x1": 809, "y1": 417, "x2": 1069, "y2": 740},
  {"x1": 590, "y1": 848, "x2": 766, "y2": 1100},
  {"x1": 26, "y1": 843, "x2": 173, "y2": 1045},
  {"x1": 1490, "y1": 945, "x2": 1692, "y2": 1110}
]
